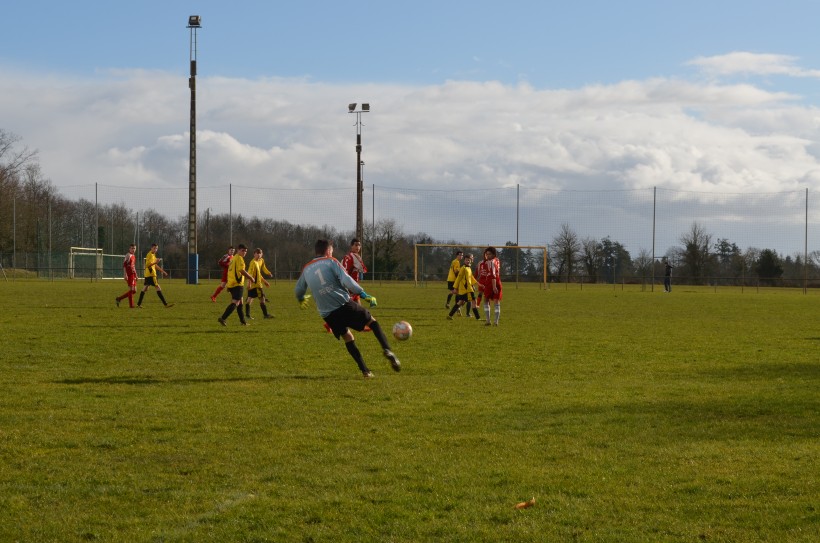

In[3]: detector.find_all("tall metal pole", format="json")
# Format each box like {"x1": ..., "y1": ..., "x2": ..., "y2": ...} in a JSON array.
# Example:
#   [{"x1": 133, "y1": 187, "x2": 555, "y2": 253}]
[
  {"x1": 187, "y1": 15, "x2": 201, "y2": 284},
  {"x1": 356, "y1": 116, "x2": 363, "y2": 241},
  {"x1": 349, "y1": 103, "x2": 369, "y2": 241}
]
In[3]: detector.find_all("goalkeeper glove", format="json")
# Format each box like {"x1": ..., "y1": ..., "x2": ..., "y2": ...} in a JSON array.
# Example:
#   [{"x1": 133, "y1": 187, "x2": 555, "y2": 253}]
[
  {"x1": 298, "y1": 294, "x2": 311, "y2": 310},
  {"x1": 360, "y1": 291, "x2": 378, "y2": 307}
]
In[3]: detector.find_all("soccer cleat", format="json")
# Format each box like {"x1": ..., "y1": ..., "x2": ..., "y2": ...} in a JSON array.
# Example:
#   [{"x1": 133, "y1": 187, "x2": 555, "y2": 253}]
[
  {"x1": 210, "y1": 295, "x2": 216, "y2": 302},
  {"x1": 115, "y1": 298, "x2": 120, "y2": 307},
  {"x1": 136, "y1": 305, "x2": 143, "y2": 309},
  {"x1": 445, "y1": 304, "x2": 450, "y2": 309},
  {"x1": 363, "y1": 371, "x2": 375, "y2": 379},
  {"x1": 485, "y1": 321, "x2": 492, "y2": 326},
  {"x1": 264, "y1": 314, "x2": 275, "y2": 319},
  {"x1": 384, "y1": 349, "x2": 401, "y2": 372},
  {"x1": 240, "y1": 321, "x2": 250, "y2": 326},
  {"x1": 446, "y1": 315, "x2": 453, "y2": 320},
  {"x1": 164, "y1": 303, "x2": 175, "y2": 308},
  {"x1": 493, "y1": 322, "x2": 499, "y2": 326},
  {"x1": 218, "y1": 318, "x2": 227, "y2": 327}
]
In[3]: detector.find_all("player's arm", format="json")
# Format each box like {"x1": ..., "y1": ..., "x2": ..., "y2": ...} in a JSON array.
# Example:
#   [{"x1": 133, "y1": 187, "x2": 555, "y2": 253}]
[
  {"x1": 259, "y1": 267, "x2": 270, "y2": 287},
  {"x1": 154, "y1": 260, "x2": 168, "y2": 277}
]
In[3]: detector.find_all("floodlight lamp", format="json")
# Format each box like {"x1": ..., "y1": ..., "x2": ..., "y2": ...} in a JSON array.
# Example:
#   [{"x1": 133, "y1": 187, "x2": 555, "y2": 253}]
[
  {"x1": 348, "y1": 103, "x2": 357, "y2": 112},
  {"x1": 361, "y1": 103, "x2": 370, "y2": 111},
  {"x1": 188, "y1": 15, "x2": 201, "y2": 28}
]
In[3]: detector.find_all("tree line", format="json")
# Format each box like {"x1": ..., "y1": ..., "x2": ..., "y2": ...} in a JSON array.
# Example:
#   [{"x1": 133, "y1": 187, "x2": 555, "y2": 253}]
[{"x1": 3, "y1": 129, "x2": 818, "y2": 285}]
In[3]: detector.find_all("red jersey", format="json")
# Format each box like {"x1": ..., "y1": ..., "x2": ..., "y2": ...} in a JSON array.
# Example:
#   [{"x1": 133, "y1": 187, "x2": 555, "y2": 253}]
[
  {"x1": 123, "y1": 253, "x2": 137, "y2": 278},
  {"x1": 218, "y1": 253, "x2": 233, "y2": 282},
  {"x1": 477, "y1": 257, "x2": 502, "y2": 300},
  {"x1": 341, "y1": 252, "x2": 367, "y2": 282}
]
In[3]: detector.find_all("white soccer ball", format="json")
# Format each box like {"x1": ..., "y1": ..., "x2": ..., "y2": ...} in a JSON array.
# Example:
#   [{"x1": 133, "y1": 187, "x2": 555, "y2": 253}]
[{"x1": 392, "y1": 321, "x2": 413, "y2": 341}]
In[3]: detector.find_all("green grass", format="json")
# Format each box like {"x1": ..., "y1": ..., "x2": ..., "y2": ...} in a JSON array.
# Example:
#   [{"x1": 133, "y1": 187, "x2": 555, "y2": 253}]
[{"x1": 0, "y1": 280, "x2": 818, "y2": 542}]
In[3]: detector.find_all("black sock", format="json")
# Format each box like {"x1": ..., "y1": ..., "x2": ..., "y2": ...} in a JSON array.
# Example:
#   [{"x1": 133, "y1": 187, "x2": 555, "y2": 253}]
[
  {"x1": 237, "y1": 304, "x2": 246, "y2": 324},
  {"x1": 137, "y1": 292, "x2": 145, "y2": 306},
  {"x1": 261, "y1": 303, "x2": 269, "y2": 317},
  {"x1": 345, "y1": 341, "x2": 370, "y2": 374},
  {"x1": 448, "y1": 305, "x2": 459, "y2": 317},
  {"x1": 368, "y1": 320, "x2": 391, "y2": 351},
  {"x1": 446, "y1": 293, "x2": 453, "y2": 304},
  {"x1": 157, "y1": 291, "x2": 167, "y2": 305},
  {"x1": 473, "y1": 308, "x2": 480, "y2": 319},
  {"x1": 246, "y1": 305, "x2": 251, "y2": 317},
  {"x1": 221, "y1": 304, "x2": 236, "y2": 320}
]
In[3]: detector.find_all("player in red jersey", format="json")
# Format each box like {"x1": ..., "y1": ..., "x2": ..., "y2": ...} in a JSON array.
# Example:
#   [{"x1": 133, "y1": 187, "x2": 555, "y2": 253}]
[
  {"x1": 477, "y1": 246, "x2": 503, "y2": 326},
  {"x1": 115, "y1": 244, "x2": 138, "y2": 308},
  {"x1": 210, "y1": 246, "x2": 235, "y2": 302},
  {"x1": 341, "y1": 238, "x2": 368, "y2": 303}
]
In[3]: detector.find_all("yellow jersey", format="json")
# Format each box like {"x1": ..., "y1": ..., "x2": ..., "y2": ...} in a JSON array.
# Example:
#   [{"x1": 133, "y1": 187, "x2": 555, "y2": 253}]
[
  {"x1": 144, "y1": 252, "x2": 157, "y2": 278},
  {"x1": 247, "y1": 258, "x2": 271, "y2": 287},
  {"x1": 447, "y1": 258, "x2": 461, "y2": 282},
  {"x1": 453, "y1": 265, "x2": 477, "y2": 295},
  {"x1": 227, "y1": 254, "x2": 247, "y2": 288}
]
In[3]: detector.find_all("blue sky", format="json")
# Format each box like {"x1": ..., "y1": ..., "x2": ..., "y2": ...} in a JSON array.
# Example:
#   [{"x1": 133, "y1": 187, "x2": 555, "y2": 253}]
[{"x1": 3, "y1": 0, "x2": 820, "y2": 202}]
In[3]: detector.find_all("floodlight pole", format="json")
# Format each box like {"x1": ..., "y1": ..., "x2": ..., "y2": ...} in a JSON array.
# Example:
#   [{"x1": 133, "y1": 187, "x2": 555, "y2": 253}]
[
  {"x1": 186, "y1": 15, "x2": 201, "y2": 284},
  {"x1": 349, "y1": 103, "x2": 369, "y2": 241}
]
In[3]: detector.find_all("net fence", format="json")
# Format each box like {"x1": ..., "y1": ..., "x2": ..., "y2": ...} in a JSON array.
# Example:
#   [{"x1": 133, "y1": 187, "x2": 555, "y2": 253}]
[{"x1": 1, "y1": 183, "x2": 818, "y2": 285}]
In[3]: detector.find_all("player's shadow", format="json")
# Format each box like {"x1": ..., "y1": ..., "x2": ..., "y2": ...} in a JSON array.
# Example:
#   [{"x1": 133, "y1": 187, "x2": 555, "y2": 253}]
[{"x1": 55, "y1": 374, "x2": 336, "y2": 386}]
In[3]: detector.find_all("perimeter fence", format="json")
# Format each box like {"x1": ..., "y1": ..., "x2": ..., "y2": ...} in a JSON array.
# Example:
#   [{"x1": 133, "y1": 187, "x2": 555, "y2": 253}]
[{"x1": 0, "y1": 183, "x2": 818, "y2": 289}]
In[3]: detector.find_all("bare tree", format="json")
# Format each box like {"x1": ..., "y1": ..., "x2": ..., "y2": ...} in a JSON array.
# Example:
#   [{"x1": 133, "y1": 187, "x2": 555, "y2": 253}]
[
  {"x1": 581, "y1": 237, "x2": 602, "y2": 282},
  {"x1": 551, "y1": 223, "x2": 580, "y2": 282},
  {"x1": 679, "y1": 222, "x2": 714, "y2": 285}
]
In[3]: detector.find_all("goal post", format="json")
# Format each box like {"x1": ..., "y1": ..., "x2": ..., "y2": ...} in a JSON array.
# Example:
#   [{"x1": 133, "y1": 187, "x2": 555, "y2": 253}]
[
  {"x1": 414, "y1": 243, "x2": 548, "y2": 288},
  {"x1": 68, "y1": 247, "x2": 103, "y2": 279}
]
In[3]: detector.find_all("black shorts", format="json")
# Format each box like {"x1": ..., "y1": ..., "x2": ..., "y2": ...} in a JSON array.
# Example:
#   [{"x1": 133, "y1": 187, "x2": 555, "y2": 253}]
[
  {"x1": 447, "y1": 281, "x2": 455, "y2": 290},
  {"x1": 143, "y1": 276, "x2": 158, "y2": 287},
  {"x1": 228, "y1": 286, "x2": 244, "y2": 302},
  {"x1": 455, "y1": 293, "x2": 470, "y2": 303},
  {"x1": 247, "y1": 287, "x2": 263, "y2": 299},
  {"x1": 324, "y1": 301, "x2": 372, "y2": 339}
]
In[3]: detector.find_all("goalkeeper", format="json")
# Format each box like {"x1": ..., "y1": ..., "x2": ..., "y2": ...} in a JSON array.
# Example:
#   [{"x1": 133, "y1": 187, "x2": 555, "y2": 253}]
[{"x1": 295, "y1": 239, "x2": 401, "y2": 379}]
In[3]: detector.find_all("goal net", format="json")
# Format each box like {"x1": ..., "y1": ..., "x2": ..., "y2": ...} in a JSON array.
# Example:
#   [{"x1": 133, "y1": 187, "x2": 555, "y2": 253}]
[
  {"x1": 68, "y1": 247, "x2": 124, "y2": 280},
  {"x1": 414, "y1": 243, "x2": 548, "y2": 287}
]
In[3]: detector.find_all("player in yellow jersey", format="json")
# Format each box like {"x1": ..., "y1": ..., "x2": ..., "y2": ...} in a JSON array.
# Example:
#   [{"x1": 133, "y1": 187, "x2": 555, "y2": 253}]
[
  {"x1": 446, "y1": 253, "x2": 480, "y2": 320},
  {"x1": 217, "y1": 244, "x2": 255, "y2": 326},
  {"x1": 136, "y1": 243, "x2": 173, "y2": 308},
  {"x1": 244, "y1": 248, "x2": 273, "y2": 320},
  {"x1": 445, "y1": 250, "x2": 463, "y2": 309}
]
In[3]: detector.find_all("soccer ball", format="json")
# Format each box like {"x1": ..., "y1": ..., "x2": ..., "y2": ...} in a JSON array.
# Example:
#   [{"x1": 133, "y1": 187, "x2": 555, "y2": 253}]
[{"x1": 392, "y1": 321, "x2": 413, "y2": 341}]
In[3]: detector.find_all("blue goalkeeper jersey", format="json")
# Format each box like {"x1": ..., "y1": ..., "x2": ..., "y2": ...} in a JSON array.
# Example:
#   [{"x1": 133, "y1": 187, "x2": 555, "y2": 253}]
[{"x1": 295, "y1": 256, "x2": 365, "y2": 317}]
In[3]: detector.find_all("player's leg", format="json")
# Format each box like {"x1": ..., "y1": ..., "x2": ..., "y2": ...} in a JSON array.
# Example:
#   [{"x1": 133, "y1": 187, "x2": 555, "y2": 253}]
[
  {"x1": 260, "y1": 291, "x2": 273, "y2": 318},
  {"x1": 137, "y1": 280, "x2": 151, "y2": 307},
  {"x1": 211, "y1": 281, "x2": 226, "y2": 301},
  {"x1": 445, "y1": 281, "x2": 454, "y2": 308},
  {"x1": 343, "y1": 334, "x2": 372, "y2": 377},
  {"x1": 245, "y1": 292, "x2": 253, "y2": 319},
  {"x1": 154, "y1": 284, "x2": 170, "y2": 306}
]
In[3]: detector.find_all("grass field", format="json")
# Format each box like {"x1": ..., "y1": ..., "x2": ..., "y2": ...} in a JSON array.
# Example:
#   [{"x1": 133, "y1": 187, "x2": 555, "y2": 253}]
[{"x1": 0, "y1": 280, "x2": 818, "y2": 542}]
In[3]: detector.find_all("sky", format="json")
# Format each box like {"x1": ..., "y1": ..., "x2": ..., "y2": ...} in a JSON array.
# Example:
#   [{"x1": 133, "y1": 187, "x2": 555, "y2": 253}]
[{"x1": 4, "y1": 0, "x2": 820, "y2": 203}]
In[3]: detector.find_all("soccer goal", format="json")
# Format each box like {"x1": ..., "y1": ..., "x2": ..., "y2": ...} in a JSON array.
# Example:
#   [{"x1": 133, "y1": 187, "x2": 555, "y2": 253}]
[
  {"x1": 414, "y1": 243, "x2": 548, "y2": 288},
  {"x1": 68, "y1": 247, "x2": 124, "y2": 280}
]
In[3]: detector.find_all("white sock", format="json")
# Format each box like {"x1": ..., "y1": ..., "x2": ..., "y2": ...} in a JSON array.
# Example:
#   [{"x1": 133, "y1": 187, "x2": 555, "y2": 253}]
[
  {"x1": 494, "y1": 303, "x2": 501, "y2": 324},
  {"x1": 484, "y1": 302, "x2": 491, "y2": 322}
]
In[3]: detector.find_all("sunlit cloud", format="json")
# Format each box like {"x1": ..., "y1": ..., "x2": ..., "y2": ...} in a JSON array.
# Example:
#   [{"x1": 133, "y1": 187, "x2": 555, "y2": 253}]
[{"x1": 2, "y1": 52, "x2": 820, "y2": 203}]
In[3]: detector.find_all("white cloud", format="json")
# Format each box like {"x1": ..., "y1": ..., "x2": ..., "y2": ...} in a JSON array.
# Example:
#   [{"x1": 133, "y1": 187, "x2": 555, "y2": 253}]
[
  {"x1": 687, "y1": 51, "x2": 820, "y2": 78},
  {"x1": 2, "y1": 56, "x2": 820, "y2": 204}
]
